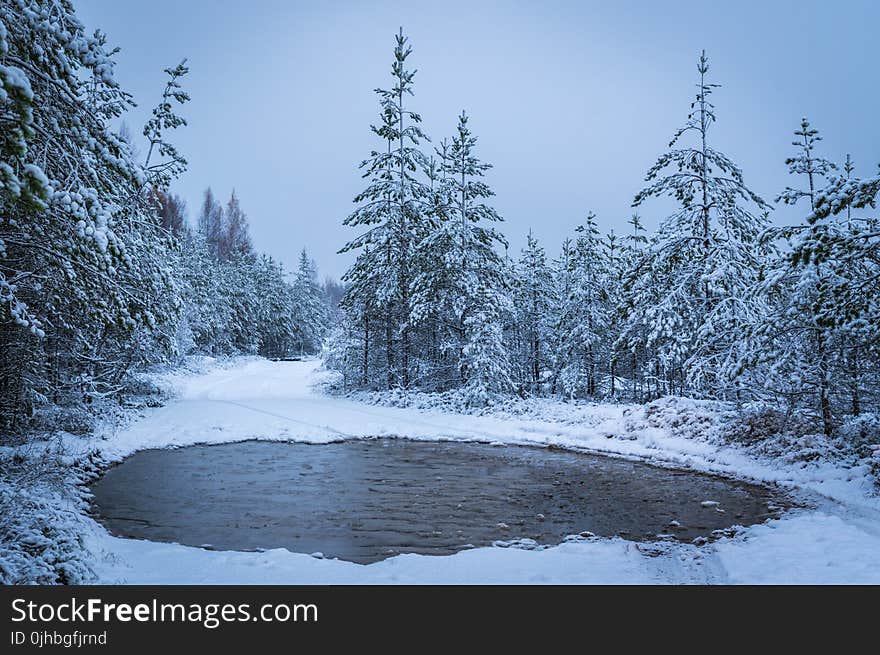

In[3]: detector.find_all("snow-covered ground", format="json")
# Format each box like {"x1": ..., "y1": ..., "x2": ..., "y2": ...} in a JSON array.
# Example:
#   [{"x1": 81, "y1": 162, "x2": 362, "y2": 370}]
[{"x1": 76, "y1": 358, "x2": 880, "y2": 584}]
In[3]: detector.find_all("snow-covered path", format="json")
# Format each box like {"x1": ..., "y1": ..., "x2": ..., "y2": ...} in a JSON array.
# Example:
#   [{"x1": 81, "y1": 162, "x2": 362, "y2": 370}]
[{"x1": 83, "y1": 358, "x2": 880, "y2": 584}]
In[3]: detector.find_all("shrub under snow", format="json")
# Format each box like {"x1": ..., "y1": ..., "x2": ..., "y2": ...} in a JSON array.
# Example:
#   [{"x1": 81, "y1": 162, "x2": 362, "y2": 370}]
[{"x1": 0, "y1": 446, "x2": 102, "y2": 585}]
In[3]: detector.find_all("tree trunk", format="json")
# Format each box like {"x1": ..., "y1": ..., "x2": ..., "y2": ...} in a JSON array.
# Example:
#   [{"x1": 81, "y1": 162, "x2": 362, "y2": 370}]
[
  {"x1": 848, "y1": 349, "x2": 860, "y2": 417},
  {"x1": 819, "y1": 351, "x2": 833, "y2": 437},
  {"x1": 385, "y1": 318, "x2": 393, "y2": 390},
  {"x1": 609, "y1": 354, "x2": 616, "y2": 398},
  {"x1": 401, "y1": 281, "x2": 410, "y2": 389},
  {"x1": 532, "y1": 331, "x2": 539, "y2": 386},
  {"x1": 362, "y1": 314, "x2": 369, "y2": 387}
]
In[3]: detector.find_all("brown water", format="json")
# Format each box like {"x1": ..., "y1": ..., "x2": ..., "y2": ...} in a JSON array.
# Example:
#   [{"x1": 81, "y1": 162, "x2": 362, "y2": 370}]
[{"x1": 90, "y1": 439, "x2": 787, "y2": 563}]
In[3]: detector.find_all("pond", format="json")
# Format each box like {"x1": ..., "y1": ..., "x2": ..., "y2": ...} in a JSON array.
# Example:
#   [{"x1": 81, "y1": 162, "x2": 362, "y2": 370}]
[{"x1": 90, "y1": 439, "x2": 788, "y2": 563}]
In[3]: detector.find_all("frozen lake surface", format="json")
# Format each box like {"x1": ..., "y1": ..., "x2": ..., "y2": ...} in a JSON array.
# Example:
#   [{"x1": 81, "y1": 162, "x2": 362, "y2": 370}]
[{"x1": 90, "y1": 439, "x2": 788, "y2": 563}]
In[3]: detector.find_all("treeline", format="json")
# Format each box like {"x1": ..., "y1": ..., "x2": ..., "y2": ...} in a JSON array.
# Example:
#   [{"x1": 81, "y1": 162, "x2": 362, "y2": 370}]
[
  {"x1": 163, "y1": 187, "x2": 329, "y2": 360},
  {"x1": 328, "y1": 33, "x2": 880, "y2": 435},
  {"x1": 0, "y1": 1, "x2": 328, "y2": 434}
]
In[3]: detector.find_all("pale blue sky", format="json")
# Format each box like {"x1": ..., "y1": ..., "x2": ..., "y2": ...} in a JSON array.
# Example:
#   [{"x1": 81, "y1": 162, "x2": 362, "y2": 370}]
[{"x1": 78, "y1": 0, "x2": 878, "y2": 279}]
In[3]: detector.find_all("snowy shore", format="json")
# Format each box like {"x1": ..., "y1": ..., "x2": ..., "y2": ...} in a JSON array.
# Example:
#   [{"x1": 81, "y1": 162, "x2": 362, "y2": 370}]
[{"x1": 27, "y1": 358, "x2": 880, "y2": 584}]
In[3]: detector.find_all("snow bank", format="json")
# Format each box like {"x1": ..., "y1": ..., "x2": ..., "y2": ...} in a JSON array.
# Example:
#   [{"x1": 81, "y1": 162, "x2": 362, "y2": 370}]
[
  {"x1": 714, "y1": 510, "x2": 880, "y2": 584},
  {"x1": 15, "y1": 357, "x2": 880, "y2": 584},
  {"x1": 85, "y1": 509, "x2": 880, "y2": 585}
]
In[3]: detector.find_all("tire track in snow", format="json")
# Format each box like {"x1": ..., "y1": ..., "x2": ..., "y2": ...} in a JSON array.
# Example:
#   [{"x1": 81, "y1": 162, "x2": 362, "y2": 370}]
[{"x1": 211, "y1": 399, "x2": 355, "y2": 439}]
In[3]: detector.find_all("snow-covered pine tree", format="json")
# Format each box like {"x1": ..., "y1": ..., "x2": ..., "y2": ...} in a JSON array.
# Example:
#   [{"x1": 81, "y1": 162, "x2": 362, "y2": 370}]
[
  {"x1": 223, "y1": 190, "x2": 253, "y2": 259},
  {"x1": 547, "y1": 238, "x2": 574, "y2": 395},
  {"x1": 613, "y1": 214, "x2": 650, "y2": 401},
  {"x1": 290, "y1": 248, "x2": 329, "y2": 355},
  {"x1": 337, "y1": 98, "x2": 396, "y2": 389},
  {"x1": 551, "y1": 213, "x2": 608, "y2": 398},
  {"x1": 339, "y1": 244, "x2": 384, "y2": 387},
  {"x1": 621, "y1": 51, "x2": 770, "y2": 399},
  {"x1": 188, "y1": 186, "x2": 296, "y2": 358},
  {"x1": 339, "y1": 28, "x2": 430, "y2": 389},
  {"x1": 510, "y1": 231, "x2": 553, "y2": 392},
  {"x1": 142, "y1": 60, "x2": 189, "y2": 190},
  {"x1": 251, "y1": 254, "x2": 295, "y2": 359},
  {"x1": 821, "y1": 156, "x2": 880, "y2": 416},
  {"x1": 221, "y1": 252, "x2": 260, "y2": 354},
  {"x1": 760, "y1": 141, "x2": 880, "y2": 428},
  {"x1": 812, "y1": 159, "x2": 880, "y2": 347},
  {"x1": 120, "y1": 59, "x2": 191, "y2": 370},
  {"x1": 0, "y1": 1, "x2": 184, "y2": 427},
  {"x1": 178, "y1": 225, "x2": 231, "y2": 354},
  {"x1": 100, "y1": 56, "x2": 193, "y2": 378},
  {"x1": 407, "y1": 141, "x2": 454, "y2": 388},
  {"x1": 182, "y1": 188, "x2": 314, "y2": 361},
  {"x1": 602, "y1": 228, "x2": 624, "y2": 398},
  {"x1": 756, "y1": 118, "x2": 841, "y2": 435},
  {"x1": 777, "y1": 118, "x2": 837, "y2": 209},
  {"x1": 813, "y1": 162, "x2": 880, "y2": 219},
  {"x1": 410, "y1": 111, "x2": 512, "y2": 399},
  {"x1": 322, "y1": 313, "x2": 364, "y2": 393}
]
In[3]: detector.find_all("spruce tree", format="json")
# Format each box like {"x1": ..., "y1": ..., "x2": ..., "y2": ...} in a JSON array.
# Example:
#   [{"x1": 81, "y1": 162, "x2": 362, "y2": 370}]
[
  {"x1": 223, "y1": 190, "x2": 253, "y2": 259},
  {"x1": 291, "y1": 248, "x2": 329, "y2": 355}
]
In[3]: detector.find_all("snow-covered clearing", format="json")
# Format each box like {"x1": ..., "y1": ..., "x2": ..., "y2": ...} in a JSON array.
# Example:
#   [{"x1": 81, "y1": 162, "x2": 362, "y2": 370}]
[{"x1": 74, "y1": 358, "x2": 880, "y2": 584}]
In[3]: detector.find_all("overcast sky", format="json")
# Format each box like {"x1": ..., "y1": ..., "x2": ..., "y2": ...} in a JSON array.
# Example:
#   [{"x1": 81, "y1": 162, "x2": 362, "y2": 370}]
[{"x1": 77, "y1": 0, "x2": 878, "y2": 280}]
